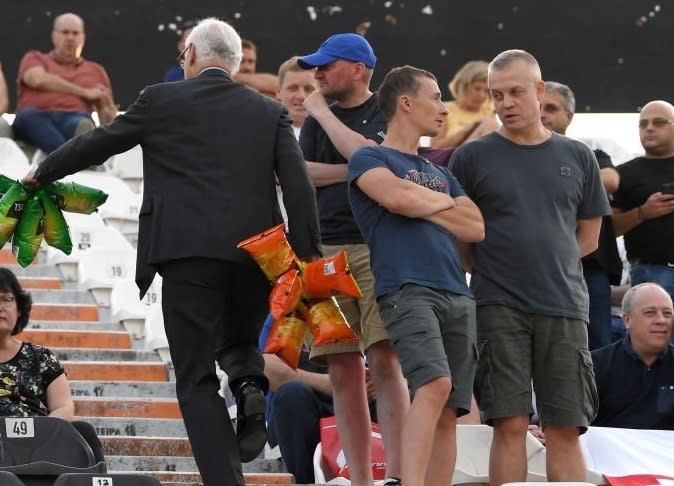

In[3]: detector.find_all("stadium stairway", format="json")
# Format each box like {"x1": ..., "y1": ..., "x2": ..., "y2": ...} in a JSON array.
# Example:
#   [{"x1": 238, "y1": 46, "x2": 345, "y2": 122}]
[{"x1": 2, "y1": 248, "x2": 293, "y2": 486}]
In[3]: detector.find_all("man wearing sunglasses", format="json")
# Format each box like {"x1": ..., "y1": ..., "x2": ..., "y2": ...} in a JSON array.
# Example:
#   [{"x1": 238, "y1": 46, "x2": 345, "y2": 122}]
[
  {"x1": 22, "y1": 17, "x2": 320, "y2": 486},
  {"x1": 612, "y1": 100, "x2": 674, "y2": 303}
]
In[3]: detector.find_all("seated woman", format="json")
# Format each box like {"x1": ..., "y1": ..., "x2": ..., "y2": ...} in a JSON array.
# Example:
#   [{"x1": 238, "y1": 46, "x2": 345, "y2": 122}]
[
  {"x1": 0, "y1": 267, "x2": 104, "y2": 462},
  {"x1": 430, "y1": 60, "x2": 499, "y2": 149}
]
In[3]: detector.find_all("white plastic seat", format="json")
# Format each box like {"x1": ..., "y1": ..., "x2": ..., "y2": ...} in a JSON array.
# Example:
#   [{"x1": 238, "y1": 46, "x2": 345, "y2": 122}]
[
  {"x1": 0, "y1": 139, "x2": 30, "y2": 179},
  {"x1": 63, "y1": 171, "x2": 141, "y2": 242},
  {"x1": 47, "y1": 225, "x2": 132, "y2": 282},
  {"x1": 144, "y1": 302, "x2": 170, "y2": 362},
  {"x1": 77, "y1": 247, "x2": 136, "y2": 307},
  {"x1": 110, "y1": 275, "x2": 162, "y2": 339},
  {"x1": 108, "y1": 145, "x2": 143, "y2": 193},
  {"x1": 31, "y1": 148, "x2": 47, "y2": 165}
]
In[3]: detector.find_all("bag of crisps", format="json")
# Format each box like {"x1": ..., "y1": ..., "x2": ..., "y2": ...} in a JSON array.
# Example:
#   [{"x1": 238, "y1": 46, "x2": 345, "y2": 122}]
[
  {"x1": 269, "y1": 268, "x2": 303, "y2": 319},
  {"x1": 44, "y1": 181, "x2": 108, "y2": 214},
  {"x1": 264, "y1": 312, "x2": 308, "y2": 370},
  {"x1": 36, "y1": 189, "x2": 72, "y2": 255},
  {"x1": 301, "y1": 251, "x2": 362, "y2": 299},
  {"x1": 0, "y1": 174, "x2": 15, "y2": 194},
  {"x1": 237, "y1": 224, "x2": 299, "y2": 282},
  {"x1": 0, "y1": 181, "x2": 30, "y2": 247},
  {"x1": 305, "y1": 298, "x2": 359, "y2": 348},
  {"x1": 12, "y1": 195, "x2": 44, "y2": 267}
]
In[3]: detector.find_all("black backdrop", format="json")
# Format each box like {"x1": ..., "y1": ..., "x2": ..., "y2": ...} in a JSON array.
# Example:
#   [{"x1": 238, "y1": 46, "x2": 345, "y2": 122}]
[{"x1": 2, "y1": 0, "x2": 671, "y2": 112}]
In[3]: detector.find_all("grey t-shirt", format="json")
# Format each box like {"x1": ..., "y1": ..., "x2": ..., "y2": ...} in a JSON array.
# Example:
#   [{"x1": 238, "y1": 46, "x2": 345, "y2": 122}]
[{"x1": 450, "y1": 131, "x2": 611, "y2": 321}]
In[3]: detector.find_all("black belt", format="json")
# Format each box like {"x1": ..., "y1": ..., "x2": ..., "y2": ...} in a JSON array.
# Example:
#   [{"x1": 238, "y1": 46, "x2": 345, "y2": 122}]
[{"x1": 630, "y1": 258, "x2": 674, "y2": 267}]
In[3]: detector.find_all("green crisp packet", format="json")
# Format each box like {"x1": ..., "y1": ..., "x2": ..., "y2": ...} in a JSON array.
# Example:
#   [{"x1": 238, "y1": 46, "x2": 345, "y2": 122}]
[
  {"x1": 37, "y1": 189, "x2": 72, "y2": 255},
  {"x1": 0, "y1": 181, "x2": 30, "y2": 247},
  {"x1": 0, "y1": 174, "x2": 15, "y2": 194},
  {"x1": 12, "y1": 195, "x2": 44, "y2": 268},
  {"x1": 44, "y1": 181, "x2": 108, "y2": 214}
]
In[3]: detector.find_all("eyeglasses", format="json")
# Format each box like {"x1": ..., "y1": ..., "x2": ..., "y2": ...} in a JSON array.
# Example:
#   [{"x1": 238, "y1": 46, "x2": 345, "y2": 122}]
[
  {"x1": 177, "y1": 44, "x2": 191, "y2": 69},
  {"x1": 638, "y1": 118, "x2": 674, "y2": 129},
  {"x1": 0, "y1": 296, "x2": 16, "y2": 309}
]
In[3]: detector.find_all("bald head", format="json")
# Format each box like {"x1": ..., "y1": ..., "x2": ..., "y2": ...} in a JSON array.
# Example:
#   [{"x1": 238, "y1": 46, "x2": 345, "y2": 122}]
[
  {"x1": 53, "y1": 13, "x2": 84, "y2": 33},
  {"x1": 639, "y1": 99, "x2": 674, "y2": 158},
  {"x1": 51, "y1": 13, "x2": 85, "y2": 61}
]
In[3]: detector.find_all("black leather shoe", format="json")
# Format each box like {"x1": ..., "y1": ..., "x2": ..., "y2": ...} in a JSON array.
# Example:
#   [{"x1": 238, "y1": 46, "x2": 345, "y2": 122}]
[{"x1": 235, "y1": 381, "x2": 267, "y2": 462}]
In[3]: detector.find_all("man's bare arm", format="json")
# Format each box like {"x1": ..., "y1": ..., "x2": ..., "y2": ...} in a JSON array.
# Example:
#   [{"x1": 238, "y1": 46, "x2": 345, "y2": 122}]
[
  {"x1": 424, "y1": 195, "x2": 485, "y2": 243},
  {"x1": 577, "y1": 216, "x2": 602, "y2": 257},
  {"x1": 233, "y1": 72, "x2": 279, "y2": 97},
  {"x1": 306, "y1": 161, "x2": 348, "y2": 187},
  {"x1": 612, "y1": 192, "x2": 674, "y2": 236},
  {"x1": 22, "y1": 66, "x2": 103, "y2": 101},
  {"x1": 355, "y1": 166, "x2": 455, "y2": 218}
]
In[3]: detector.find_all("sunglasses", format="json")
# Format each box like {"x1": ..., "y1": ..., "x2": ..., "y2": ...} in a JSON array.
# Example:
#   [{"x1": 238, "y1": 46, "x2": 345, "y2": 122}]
[
  {"x1": 638, "y1": 117, "x2": 674, "y2": 129},
  {"x1": 177, "y1": 44, "x2": 191, "y2": 69}
]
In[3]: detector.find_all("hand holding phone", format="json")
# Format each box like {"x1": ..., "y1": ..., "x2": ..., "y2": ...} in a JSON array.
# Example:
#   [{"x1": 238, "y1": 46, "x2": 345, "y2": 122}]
[{"x1": 661, "y1": 182, "x2": 674, "y2": 196}]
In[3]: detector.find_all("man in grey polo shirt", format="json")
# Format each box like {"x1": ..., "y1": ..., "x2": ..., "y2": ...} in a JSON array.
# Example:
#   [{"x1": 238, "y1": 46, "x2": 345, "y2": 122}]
[{"x1": 450, "y1": 50, "x2": 610, "y2": 484}]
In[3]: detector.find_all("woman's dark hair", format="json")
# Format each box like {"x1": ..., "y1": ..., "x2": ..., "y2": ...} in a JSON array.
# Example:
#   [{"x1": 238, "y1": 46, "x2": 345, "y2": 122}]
[{"x1": 0, "y1": 267, "x2": 32, "y2": 335}]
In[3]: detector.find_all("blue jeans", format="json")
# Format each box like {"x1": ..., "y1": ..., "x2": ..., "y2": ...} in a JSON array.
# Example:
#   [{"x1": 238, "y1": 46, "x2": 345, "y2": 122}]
[
  {"x1": 583, "y1": 268, "x2": 612, "y2": 350},
  {"x1": 630, "y1": 263, "x2": 674, "y2": 302},
  {"x1": 13, "y1": 108, "x2": 92, "y2": 153},
  {"x1": 610, "y1": 316, "x2": 626, "y2": 343}
]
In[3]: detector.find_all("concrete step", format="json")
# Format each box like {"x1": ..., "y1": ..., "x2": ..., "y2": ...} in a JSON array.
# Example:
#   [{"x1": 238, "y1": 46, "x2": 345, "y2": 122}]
[
  {"x1": 106, "y1": 456, "x2": 283, "y2": 474},
  {"x1": 31, "y1": 303, "x2": 99, "y2": 321},
  {"x1": 79, "y1": 417, "x2": 187, "y2": 438},
  {"x1": 24, "y1": 288, "x2": 94, "y2": 303},
  {"x1": 70, "y1": 380, "x2": 177, "y2": 399},
  {"x1": 28, "y1": 321, "x2": 125, "y2": 332},
  {"x1": 101, "y1": 436, "x2": 191, "y2": 457},
  {"x1": 145, "y1": 472, "x2": 294, "y2": 484},
  {"x1": 64, "y1": 361, "x2": 168, "y2": 381},
  {"x1": 18, "y1": 276, "x2": 62, "y2": 289},
  {"x1": 19, "y1": 329, "x2": 132, "y2": 349},
  {"x1": 75, "y1": 397, "x2": 180, "y2": 419},
  {"x1": 2, "y1": 262, "x2": 61, "y2": 277},
  {"x1": 53, "y1": 348, "x2": 160, "y2": 362}
]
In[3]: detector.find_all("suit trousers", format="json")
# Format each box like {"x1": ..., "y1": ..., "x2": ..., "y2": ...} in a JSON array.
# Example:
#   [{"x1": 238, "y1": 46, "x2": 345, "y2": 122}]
[{"x1": 159, "y1": 257, "x2": 269, "y2": 486}]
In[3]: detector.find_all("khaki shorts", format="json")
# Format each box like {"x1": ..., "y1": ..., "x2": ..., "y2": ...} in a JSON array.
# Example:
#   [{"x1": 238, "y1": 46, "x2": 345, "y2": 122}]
[
  {"x1": 474, "y1": 305, "x2": 598, "y2": 430},
  {"x1": 309, "y1": 243, "x2": 390, "y2": 362}
]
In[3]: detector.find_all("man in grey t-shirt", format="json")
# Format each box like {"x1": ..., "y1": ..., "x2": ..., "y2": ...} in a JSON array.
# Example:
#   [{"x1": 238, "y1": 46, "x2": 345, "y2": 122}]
[{"x1": 450, "y1": 50, "x2": 610, "y2": 484}]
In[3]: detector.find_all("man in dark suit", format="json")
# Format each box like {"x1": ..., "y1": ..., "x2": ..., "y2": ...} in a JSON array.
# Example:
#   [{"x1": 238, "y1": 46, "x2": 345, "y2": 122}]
[{"x1": 22, "y1": 17, "x2": 321, "y2": 486}]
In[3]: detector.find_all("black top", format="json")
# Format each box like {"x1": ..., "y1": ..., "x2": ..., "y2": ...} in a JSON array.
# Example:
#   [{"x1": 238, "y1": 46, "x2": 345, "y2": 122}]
[
  {"x1": 299, "y1": 94, "x2": 386, "y2": 245},
  {"x1": 582, "y1": 149, "x2": 622, "y2": 284},
  {"x1": 591, "y1": 336, "x2": 674, "y2": 429},
  {"x1": 613, "y1": 156, "x2": 674, "y2": 264}
]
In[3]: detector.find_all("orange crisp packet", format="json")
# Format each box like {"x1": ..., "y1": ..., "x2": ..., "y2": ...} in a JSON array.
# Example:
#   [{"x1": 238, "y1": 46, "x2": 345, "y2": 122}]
[
  {"x1": 264, "y1": 313, "x2": 308, "y2": 370},
  {"x1": 301, "y1": 251, "x2": 362, "y2": 299},
  {"x1": 305, "y1": 298, "x2": 359, "y2": 348},
  {"x1": 269, "y1": 269, "x2": 303, "y2": 319},
  {"x1": 237, "y1": 224, "x2": 299, "y2": 282}
]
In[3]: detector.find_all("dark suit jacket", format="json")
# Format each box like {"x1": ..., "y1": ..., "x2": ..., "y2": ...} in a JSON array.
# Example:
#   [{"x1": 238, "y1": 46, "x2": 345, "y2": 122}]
[{"x1": 34, "y1": 69, "x2": 321, "y2": 297}]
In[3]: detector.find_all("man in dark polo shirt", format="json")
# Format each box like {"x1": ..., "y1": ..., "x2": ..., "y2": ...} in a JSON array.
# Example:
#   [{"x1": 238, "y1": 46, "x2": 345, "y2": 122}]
[
  {"x1": 613, "y1": 100, "x2": 674, "y2": 302},
  {"x1": 592, "y1": 283, "x2": 674, "y2": 429}
]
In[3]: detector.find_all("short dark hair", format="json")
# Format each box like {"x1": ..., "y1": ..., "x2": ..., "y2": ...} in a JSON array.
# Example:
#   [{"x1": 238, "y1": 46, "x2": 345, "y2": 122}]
[
  {"x1": 0, "y1": 267, "x2": 32, "y2": 335},
  {"x1": 241, "y1": 38, "x2": 257, "y2": 52},
  {"x1": 378, "y1": 65, "x2": 437, "y2": 121}
]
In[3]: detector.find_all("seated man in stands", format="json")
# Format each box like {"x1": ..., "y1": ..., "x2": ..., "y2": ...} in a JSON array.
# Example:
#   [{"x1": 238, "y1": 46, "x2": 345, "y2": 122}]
[
  {"x1": 592, "y1": 282, "x2": 674, "y2": 429},
  {"x1": 0, "y1": 60, "x2": 11, "y2": 138},
  {"x1": 13, "y1": 13, "x2": 117, "y2": 153},
  {"x1": 233, "y1": 38, "x2": 279, "y2": 98},
  {"x1": 0, "y1": 267, "x2": 104, "y2": 461}
]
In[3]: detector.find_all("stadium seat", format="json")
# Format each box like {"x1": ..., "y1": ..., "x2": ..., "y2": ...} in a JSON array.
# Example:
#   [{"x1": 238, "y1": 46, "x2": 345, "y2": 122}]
[
  {"x1": 0, "y1": 471, "x2": 25, "y2": 486},
  {"x1": 47, "y1": 225, "x2": 132, "y2": 282},
  {"x1": 54, "y1": 473, "x2": 161, "y2": 486},
  {"x1": 0, "y1": 139, "x2": 30, "y2": 179},
  {"x1": 110, "y1": 275, "x2": 162, "y2": 339},
  {"x1": 108, "y1": 145, "x2": 143, "y2": 193},
  {"x1": 144, "y1": 303, "x2": 170, "y2": 362},
  {"x1": 0, "y1": 416, "x2": 106, "y2": 484},
  {"x1": 31, "y1": 148, "x2": 47, "y2": 166},
  {"x1": 78, "y1": 247, "x2": 136, "y2": 307},
  {"x1": 63, "y1": 172, "x2": 141, "y2": 243}
]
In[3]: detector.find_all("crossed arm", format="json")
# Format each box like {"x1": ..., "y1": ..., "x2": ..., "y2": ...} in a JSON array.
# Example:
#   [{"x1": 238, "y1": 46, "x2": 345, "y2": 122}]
[{"x1": 354, "y1": 166, "x2": 485, "y2": 243}]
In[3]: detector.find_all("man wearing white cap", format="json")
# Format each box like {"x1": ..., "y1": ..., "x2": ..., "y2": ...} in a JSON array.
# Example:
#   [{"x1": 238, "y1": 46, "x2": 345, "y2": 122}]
[{"x1": 297, "y1": 34, "x2": 408, "y2": 486}]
